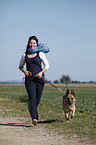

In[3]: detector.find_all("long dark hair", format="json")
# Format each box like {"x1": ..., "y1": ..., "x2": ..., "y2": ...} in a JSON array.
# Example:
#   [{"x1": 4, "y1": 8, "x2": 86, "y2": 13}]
[{"x1": 26, "y1": 36, "x2": 38, "y2": 55}]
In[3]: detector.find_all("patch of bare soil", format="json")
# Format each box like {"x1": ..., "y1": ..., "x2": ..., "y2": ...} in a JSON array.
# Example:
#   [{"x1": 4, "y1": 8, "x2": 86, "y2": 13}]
[{"x1": 0, "y1": 117, "x2": 90, "y2": 145}]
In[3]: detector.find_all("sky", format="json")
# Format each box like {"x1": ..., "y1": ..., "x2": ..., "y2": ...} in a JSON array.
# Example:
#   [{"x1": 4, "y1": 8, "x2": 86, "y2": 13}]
[{"x1": 0, "y1": 0, "x2": 96, "y2": 82}]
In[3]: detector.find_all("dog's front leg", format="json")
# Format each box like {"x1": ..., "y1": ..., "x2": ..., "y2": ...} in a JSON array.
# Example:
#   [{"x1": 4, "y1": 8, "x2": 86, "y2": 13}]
[
  {"x1": 69, "y1": 112, "x2": 72, "y2": 121},
  {"x1": 70, "y1": 110, "x2": 75, "y2": 120},
  {"x1": 71, "y1": 109, "x2": 75, "y2": 119}
]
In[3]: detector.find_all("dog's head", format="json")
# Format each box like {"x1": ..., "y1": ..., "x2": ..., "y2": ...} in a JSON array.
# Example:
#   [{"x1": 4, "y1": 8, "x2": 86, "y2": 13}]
[{"x1": 64, "y1": 89, "x2": 75, "y2": 107}]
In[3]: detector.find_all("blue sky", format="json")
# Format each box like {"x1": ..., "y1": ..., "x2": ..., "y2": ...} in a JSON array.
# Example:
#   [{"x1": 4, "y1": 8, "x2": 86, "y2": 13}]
[{"x1": 0, "y1": 0, "x2": 96, "y2": 82}]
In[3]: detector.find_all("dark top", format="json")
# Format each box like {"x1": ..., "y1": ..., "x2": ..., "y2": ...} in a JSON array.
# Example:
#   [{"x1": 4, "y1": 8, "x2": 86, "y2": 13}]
[{"x1": 25, "y1": 53, "x2": 44, "y2": 84}]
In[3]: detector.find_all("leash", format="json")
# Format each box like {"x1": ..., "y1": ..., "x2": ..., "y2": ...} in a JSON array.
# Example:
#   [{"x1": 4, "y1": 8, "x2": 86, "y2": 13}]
[
  {"x1": 40, "y1": 76, "x2": 65, "y2": 93},
  {"x1": 23, "y1": 75, "x2": 65, "y2": 93}
]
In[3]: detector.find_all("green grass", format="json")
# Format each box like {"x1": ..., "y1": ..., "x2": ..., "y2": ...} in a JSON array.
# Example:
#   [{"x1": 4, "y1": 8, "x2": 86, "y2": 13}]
[{"x1": 0, "y1": 84, "x2": 96, "y2": 144}]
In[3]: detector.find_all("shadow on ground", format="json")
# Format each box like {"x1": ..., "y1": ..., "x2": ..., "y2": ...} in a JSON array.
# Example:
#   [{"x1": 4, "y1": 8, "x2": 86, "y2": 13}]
[
  {"x1": 0, "y1": 122, "x2": 32, "y2": 128},
  {"x1": 0, "y1": 119, "x2": 63, "y2": 128},
  {"x1": 38, "y1": 119, "x2": 62, "y2": 124}
]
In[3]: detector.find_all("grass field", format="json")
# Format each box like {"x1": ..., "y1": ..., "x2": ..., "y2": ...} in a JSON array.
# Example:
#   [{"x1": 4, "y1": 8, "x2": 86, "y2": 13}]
[{"x1": 0, "y1": 84, "x2": 96, "y2": 144}]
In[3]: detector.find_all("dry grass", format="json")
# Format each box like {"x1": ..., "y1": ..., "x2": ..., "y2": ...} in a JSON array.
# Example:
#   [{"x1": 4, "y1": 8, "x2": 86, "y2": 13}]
[{"x1": 0, "y1": 83, "x2": 96, "y2": 87}]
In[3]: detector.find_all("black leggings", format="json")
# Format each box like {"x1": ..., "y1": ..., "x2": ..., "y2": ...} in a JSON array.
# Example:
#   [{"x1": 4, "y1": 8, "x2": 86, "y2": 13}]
[{"x1": 25, "y1": 79, "x2": 44, "y2": 120}]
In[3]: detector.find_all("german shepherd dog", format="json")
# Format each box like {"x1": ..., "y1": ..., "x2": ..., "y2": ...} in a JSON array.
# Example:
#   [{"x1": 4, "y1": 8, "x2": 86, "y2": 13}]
[{"x1": 63, "y1": 89, "x2": 75, "y2": 122}]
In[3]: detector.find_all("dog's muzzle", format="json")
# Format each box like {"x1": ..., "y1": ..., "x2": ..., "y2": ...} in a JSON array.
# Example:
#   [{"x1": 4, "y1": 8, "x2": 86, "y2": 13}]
[{"x1": 68, "y1": 101, "x2": 73, "y2": 106}]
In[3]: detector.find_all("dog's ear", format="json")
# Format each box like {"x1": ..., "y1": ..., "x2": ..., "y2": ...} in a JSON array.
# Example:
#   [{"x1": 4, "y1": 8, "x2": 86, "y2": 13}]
[
  {"x1": 66, "y1": 89, "x2": 69, "y2": 95},
  {"x1": 71, "y1": 89, "x2": 75, "y2": 97}
]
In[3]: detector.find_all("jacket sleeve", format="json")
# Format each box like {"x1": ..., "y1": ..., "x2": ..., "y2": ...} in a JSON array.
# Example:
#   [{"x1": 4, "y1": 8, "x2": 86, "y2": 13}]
[
  {"x1": 39, "y1": 52, "x2": 49, "y2": 70},
  {"x1": 19, "y1": 53, "x2": 25, "y2": 68}
]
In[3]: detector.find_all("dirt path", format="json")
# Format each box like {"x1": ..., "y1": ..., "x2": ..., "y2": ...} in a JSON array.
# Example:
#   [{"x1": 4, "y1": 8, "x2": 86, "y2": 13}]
[{"x1": 0, "y1": 117, "x2": 90, "y2": 145}]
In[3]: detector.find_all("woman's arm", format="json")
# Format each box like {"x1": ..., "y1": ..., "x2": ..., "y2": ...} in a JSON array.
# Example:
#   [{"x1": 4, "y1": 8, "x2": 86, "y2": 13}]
[
  {"x1": 36, "y1": 52, "x2": 49, "y2": 78},
  {"x1": 39, "y1": 52, "x2": 49, "y2": 71},
  {"x1": 19, "y1": 54, "x2": 32, "y2": 76},
  {"x1": 19, "y1": 54, "x2": 25, "y2": 71}
]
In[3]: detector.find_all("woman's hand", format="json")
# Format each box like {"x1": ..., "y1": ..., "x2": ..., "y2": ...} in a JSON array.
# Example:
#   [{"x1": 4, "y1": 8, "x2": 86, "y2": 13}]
[
  {"x1": 24, "y1": 71, "x2": 32, "y2": 77},
  {"x1": 19, "y1": 67, "x2": 32, "y2": 77},
  {"x1": 36, "y1": 71, "x2": 43, "y2": 78}
]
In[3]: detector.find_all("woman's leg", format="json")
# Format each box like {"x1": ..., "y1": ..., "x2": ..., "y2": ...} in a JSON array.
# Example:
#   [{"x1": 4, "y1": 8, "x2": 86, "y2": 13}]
[
  {"x1": 36, "y1": 82, "x2": 44, "y2": 120},
  {"x1": 25, "y1": 80, "x2": 38, "y2": 120},
  {"x1": 36, "y1": 82, "x2": 44, "y2": 106}
]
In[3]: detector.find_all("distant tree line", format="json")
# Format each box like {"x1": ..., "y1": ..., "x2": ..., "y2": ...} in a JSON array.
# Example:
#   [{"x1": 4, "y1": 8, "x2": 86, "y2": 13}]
[
  {"x1": 53, "y1": 75, "x2": 71, "y2": 85},
  {"x1": 48, "y1": 75, "x2": 95, "y2": 85}
]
